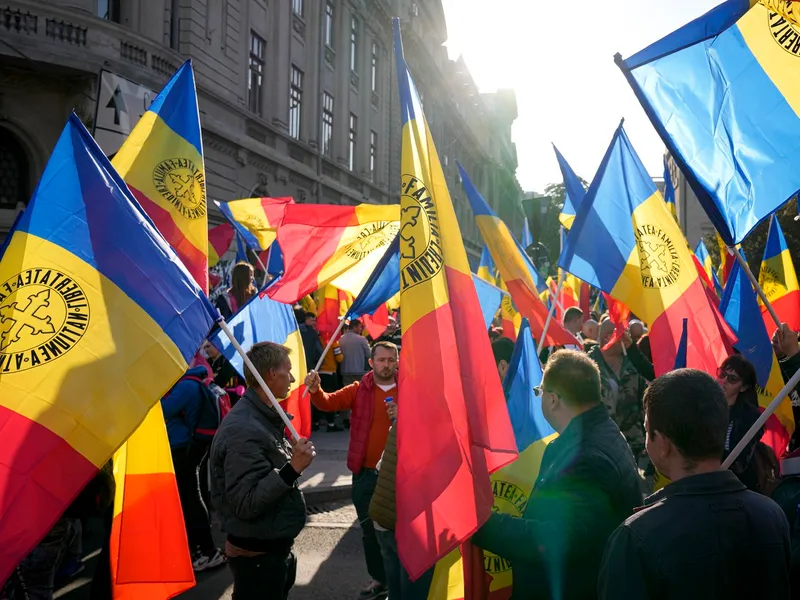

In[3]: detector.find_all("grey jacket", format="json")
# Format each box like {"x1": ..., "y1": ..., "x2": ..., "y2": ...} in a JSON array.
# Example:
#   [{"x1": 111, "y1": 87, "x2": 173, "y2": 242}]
[{"x1": 210, "y1": 388, "x2": 307, "y2": 543}]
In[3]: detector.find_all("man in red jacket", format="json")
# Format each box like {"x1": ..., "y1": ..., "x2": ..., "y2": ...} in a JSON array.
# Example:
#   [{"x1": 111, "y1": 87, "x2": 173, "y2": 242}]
[{"x1": 305, "y1": 341, "x2": 398, "y2": 600}]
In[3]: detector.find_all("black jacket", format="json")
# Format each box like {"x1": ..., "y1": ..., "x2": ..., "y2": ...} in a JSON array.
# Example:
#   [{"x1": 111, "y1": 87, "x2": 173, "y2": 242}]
[
  {"x1": 725, "y1": 396, "x2": 763, "y2": 491},
  {"x1": 299, "y1": 324, "x2": 324, "y2": 369},
  {"x1": 473, "y1": 404, "x2": 642, "y2": 600},
  {"x1": 599, "y1": 470, "x2": 791, "y2": 599},
  {"x1": 210, "y1": 389, "x2": 307, "y2": 548}
]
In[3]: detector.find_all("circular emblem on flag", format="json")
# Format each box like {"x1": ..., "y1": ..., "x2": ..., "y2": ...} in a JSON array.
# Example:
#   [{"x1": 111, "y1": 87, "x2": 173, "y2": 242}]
[
  {"x1": 635, "y1": 224, "x2": 681, "y2": 288},
  {"x1": 0, "y1": 268, "x2": 89, "y2": 373},
  {"x1": 345, "y1": 221, "x2": 401, "y2": 261},
  {"x1": 485, "y1": 480, "x2": 529, "y2": 574},
  {"x1": 501, "y1": 295, "x2": 517, "y2": 316},
  {"x1": 152, "y1": 158, "x2": 206, "y2": 220},
  {"x1": 399, "y1": 174, "x2": 443, "y2": 291},
  {"x1": 760, "y1": 265, "x2": 783, "y2": 300},
  {"x1": 767, "y1": 2, "x2": 800, "y2": 55}
]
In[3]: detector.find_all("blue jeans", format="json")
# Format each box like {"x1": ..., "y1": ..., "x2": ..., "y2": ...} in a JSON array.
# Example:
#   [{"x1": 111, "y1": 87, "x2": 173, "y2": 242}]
[
  {"x1": 352, "y1": 470, "x2": 386, "y2": 584},
  {"x1": 375, "y1": 529, "x2": 434, "y2": 600},
  {"x1": 3, "y1": 518, "x2": 78, "y2": 600}
]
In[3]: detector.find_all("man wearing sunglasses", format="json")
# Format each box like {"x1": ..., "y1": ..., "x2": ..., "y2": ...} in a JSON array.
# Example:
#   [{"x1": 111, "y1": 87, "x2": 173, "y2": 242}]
[{"x1": 472, "y1": 350, "x2": 641, "y2": 600}]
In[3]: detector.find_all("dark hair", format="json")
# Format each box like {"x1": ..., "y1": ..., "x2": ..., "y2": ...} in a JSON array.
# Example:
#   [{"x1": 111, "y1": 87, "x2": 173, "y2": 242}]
[
  {"x1": 644, "y1": 369, "x2": 728, "y2": 461},
  {"x1": 304, "y1": 311, "x2": 317, "y2": 321},
  {"x1": 230, "y1": 262, "x2": 256, "y2": 309},
  {"x1": 563, "y1": 307, "x2": 583, "y2": 324},
  {"x1": 245, "y1": 342, "x2": 291, "y2": 389},
  {"x1": 371, "y1": 340, "x2": 398, "y2": 359},
  {"x1": 637, "y1": 334, "x2": 652, "y2": 363},
  {"x1": 350, "y1": 319, "x2": 363, "y2": 328},
  {"x1": 542, "y1": 349, "x2": 601, "y2": 407},
  {"x1": 492, "y1": 337, "x2": 515, "y2": 367},
  {"x1": 719, "y1": 354, "x2": 759, "y2": 408}
]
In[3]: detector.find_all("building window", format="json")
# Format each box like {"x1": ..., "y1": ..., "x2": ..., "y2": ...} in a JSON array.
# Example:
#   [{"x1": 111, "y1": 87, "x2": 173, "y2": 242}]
[
  {"x1": 325, "y1": 2, "x2": 335, "y2": 47},
  {"x1": 370, "y1": 130, "x2": 377, "y2": 180},
  {"x1": 248, "y1": 32, "x2": 266, "y2": 115},
  {"x1": 289, "y1": 66, "x2": 304, "y2": 140},
  {"x1": 371, "y1": 41, "x2": 378, "y2": 93},
  {"x1": 0, "y1": 128, "x2": 30, "y2": 210},
  {"x1": 96, "y1": 0, "x2": 120, "y2": 22},
  {"x1": 292, "y1": 0, "x2": 303, "y2": 17},
  {"x1": 348, "y1": 113, "x2": 357, "y2": 171},
  {"x1": 350, "y1": 16, "x2": 359, "y2": 72},
  {"x1": 322, "y1": 93, "x2": 334, "y2": 157}
]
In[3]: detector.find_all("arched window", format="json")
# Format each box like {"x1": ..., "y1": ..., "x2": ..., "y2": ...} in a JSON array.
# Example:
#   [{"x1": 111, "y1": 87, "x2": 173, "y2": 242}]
[{"x1": 0, "y1": 128, "x2": 30, "y2": 210}]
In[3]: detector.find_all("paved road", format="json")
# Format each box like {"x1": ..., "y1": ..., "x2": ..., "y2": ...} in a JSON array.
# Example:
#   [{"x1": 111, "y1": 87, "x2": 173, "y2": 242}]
[{"x1": 55, "y1": 501, "x2": 369, "y2": 600}]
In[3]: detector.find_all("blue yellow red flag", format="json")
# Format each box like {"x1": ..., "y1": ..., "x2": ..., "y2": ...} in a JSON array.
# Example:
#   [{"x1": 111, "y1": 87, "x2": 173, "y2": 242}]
[
  {"x1": 553, "y1": 145, "x2": 587, "y2": 231},
  {"x1": 427, "y1": 318, "x2": 557, "y2": 600},
  {"x1": 209, "y1": 282, "x2": 310, "y2": 438},
  {"x1": 472, "y1": 276, "x2": 504, "y2": 330},
  {"x1": 208, "y1": 223, "x2": 234, "y2": 268},
  {"x1": 663, "y1": 157, "x2": 678, "y2": 223},
  {"x1": 558, "y1": 122, "x2": 729, "y2": 376},
  {"x1": 673, "y1": 319, "x2": 688, "y2": 370},
  {"x1": 0, "y1": 113, "x2": 216, "y2": 583},
  {"x1": 521, "y1": 217, "x2": 534, "y2": 249},
  {"x1": 720, "y1": 259, "x2": 794, "y2": 455},
  {"x1": 112, "y1": 61, "x2": 208, "y2": 291},
  {"x1": 393, "y1": 18, "x2": 517, "y2": 582},
  {"x1": 460, "y1": 164, "x2": 577, "y2": 348},
  {"x1": 217, "y1": 196, "x2": 294, "y2": 252},
  {"x1": 476, "y1": 244, "x2": 497, "y2": 285},
  {"x1": 694, "y1": 239, "x2": 723, "y2": 297},
  {"x1": 759, "y1": 214, "x2": 800, "y2": 331},
  {"x1": 617, "y1": 0, "x2": 800, "y2": 245}
]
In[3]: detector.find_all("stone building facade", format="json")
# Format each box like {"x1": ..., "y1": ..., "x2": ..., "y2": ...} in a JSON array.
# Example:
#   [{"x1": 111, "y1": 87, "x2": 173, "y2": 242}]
[
  {"x1": 0, "y1": 0, "x2": 523, "y2": 259},
  {"x1": 665, "y1": 152, "x2": 714, "y2": 248}
]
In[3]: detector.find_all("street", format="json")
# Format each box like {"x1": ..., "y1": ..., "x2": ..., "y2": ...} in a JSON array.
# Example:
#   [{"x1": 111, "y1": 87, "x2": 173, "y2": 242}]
[{"x1": 55, "y1": 501, "x2": 368, "y2": 600}]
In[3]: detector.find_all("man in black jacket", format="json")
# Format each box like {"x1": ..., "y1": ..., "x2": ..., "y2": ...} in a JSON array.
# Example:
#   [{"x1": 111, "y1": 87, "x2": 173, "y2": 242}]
[
  {"x1": 210, "y1": 342, "x2": 316, "y2": 600},
  {"x1": 473, "y1": 349, "x2": 641, "y2": 600},
  {"x1": 599, "y1": 369, "x2": 791, "y2": 599}
]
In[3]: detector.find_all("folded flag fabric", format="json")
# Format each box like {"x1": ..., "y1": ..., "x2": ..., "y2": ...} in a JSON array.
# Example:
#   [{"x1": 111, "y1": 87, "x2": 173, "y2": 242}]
[
  {"x1": 558, "y1": 122, "x2": 730, "y2": 376},
  {"x1": 112, "y1": 60, "x2": 208, "y2": 291},
  {"x1": 618, "y1": 0, "x2": 800, "y2": 245},
  {"x1": 217, "y1": 196, "x2": 294, "y2": 251},
  {"x1": 663, "y1": 157, "x2": 677, "y2": 223},
  {"x1": 553, "y1": 145, "x2": 587, "y2": 231},
  {"x1": 460, "y1": 164, "x2": 577, "y2": 348},
  {"x1": 209, "y1": 283, "x2": 310, "y2": 438},
  {"x1": 393, "y1": 18, "x2": 517, "y2": 583},
  {"x1": 694, "y1": 239, "x2": 723, "y2": 297},
  {"x1": 0, "y1": 113, "x2": 216, "y2": 583},
  {"x1": 721, "y1": 259, "x2": 794, "y2": 456},
  {"x1": 759, "y1": 214, "x2": 800, "y2": 331},
  {"x1": 208, "y1": 223, "x2": 235, "y2": 268},
  {"x1": 267, "y1": 203, "x2": 400, "y2": 304},
  {"x1": 673, "y1": 318, "x2": 688, "y2": 370},
  {"x1": 472, "y1": 275, "x2": 505, "y2": 330}
]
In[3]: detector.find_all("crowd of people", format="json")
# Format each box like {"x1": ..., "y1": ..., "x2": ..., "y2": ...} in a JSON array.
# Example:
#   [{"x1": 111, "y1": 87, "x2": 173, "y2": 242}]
[{"x1": 7, "y1": 261, "x2": 800, "y2": 600}]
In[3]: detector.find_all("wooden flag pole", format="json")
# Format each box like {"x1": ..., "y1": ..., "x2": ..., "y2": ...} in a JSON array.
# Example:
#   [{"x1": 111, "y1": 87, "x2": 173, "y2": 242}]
[
  {"x1": 217, "y1": 318, "x2": 301, "y2": 441},
  {"x1": 302, "y1": 318, "x2": 348, "y2": 398},
  {"x1": 537, "y1": 271, "x2": 564, "y2": 356},
  {"x1": 722, "y1": 366, "x2": 800, "y2": 469},
  {"x1": 730, "y1": 245, "x2": 782, "y2": 329}
]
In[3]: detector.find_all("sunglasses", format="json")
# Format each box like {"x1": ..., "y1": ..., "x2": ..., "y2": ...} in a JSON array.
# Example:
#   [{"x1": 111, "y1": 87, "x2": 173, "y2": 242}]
[
  {"x1": 533, "y1": 386, "x2": 555, "y2": 397},
  {"x1": 716, "y1": 369, "x2": 742, "y2": 385}
]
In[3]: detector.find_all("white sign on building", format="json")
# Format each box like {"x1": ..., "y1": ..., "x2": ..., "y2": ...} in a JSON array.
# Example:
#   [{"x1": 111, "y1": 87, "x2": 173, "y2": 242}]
[{"x1": 93, "y1": 70, "x2": 157, "y2": 157}]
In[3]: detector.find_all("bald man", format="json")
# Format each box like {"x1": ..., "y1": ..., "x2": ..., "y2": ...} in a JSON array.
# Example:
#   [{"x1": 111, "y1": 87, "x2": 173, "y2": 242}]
[{"x1": 582, "y1": 319, "x2": 599, "y2": 343}]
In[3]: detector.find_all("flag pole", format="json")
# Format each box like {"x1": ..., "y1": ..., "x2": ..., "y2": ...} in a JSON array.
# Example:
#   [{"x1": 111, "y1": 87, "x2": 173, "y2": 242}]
[
  {"x1": 730, "y1": 245, "x2": 782, "y2": 329},
  {"x1": 537, "y1": 271, "x2": 564, "y2": 356},
  {"x1": 302, "y1": 317, "x2": 348, "y2": 398},
  {"x1": 721, "y1": 366, "x2": 800, "y2": 469},
  {"x1": 217, "y1": 318, "x2": 301, "y2": 442},
  {"x1": 255, "y1": 252, "x2": 270, "y2": 288}
]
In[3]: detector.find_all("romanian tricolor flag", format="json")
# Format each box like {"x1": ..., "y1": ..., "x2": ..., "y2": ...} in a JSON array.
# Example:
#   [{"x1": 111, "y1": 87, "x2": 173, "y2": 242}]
[
  {"x1": 113, "y1": 61, "x2": 208, "y2": 291},
  {"x1": 553, "y1": 145, "x2": 586, "y2": 231},
  {"x1": 428, "y1": 319, "x2": 557, "y2": 600},
  {"x1": 559, "y1": 122, "x2": 730, "y2": 376},
  {"x1": 210, "y1": 283, "x2": 310, "y2": 438},
  {"x1": 460, "y1": 165, "x2": 577, "y2": 348},
  {"x1": 759, "y1": 214, "x2": 800, "y2": 331},
  {"x1": 218, "y1": 196, "x2": 294, "y2": 251},
  {"x1": 315, "y1": 284, "x2": 345, "y2": 339},
  {"x1": 476, "y1": 244, "x2": 497, "y2": 285},
  {"x1": 111, "y1": 404, "x2": 194, "y2": 599},
  {"x1": 208, "y1": 222, "x2": 234, "y2": 267},
  {"x1": 267, "y1": 203, "x2": 399, "y2": 303},
  {"x1": 694, "y1": 239, "x2": 723, "y2": 297},
  {"x1": 721, "y1": 259, "x2": 795, "y2": 456},
  {"x1": 0, "y1": 114, "x2": 216, "y2": 583},
  {"x1": 716, "y1": 233, "x2": 736, "y2": 288},
  {"x1": 393, "y1": 19, "x2": 517, "y2": 583},
  {"x1": 497, "y1": 277, "x2": 521, "y2": 343},
  {"x1": 618, "y1": 0, "x2": 800, "y2": 246},
  {"x1": 663, "y1": 156, "x2": 678, "y2": 223}
]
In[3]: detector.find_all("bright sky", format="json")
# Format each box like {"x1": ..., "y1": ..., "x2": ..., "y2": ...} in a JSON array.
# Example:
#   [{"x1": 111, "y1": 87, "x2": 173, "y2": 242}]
[{"x1": 441, "y1": 0, "x2": 720, "y2": 193}]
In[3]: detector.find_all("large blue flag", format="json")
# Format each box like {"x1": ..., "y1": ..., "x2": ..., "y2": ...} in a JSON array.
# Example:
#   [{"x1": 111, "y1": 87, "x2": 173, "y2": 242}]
[
  {"x1": 522, "y1": 217, "x2": 533, "y2": 249},
  {"x1": 618, "y1": 0, "x2": 800, "y2": 245},
  {"x1": 472, "y1": 275, "x2": 504, "y2": 330}
]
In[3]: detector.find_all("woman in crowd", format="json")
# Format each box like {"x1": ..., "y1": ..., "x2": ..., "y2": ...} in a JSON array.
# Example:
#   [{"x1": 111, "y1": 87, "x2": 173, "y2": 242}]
[{"x1": 215, "y1": 262, "x2": 257, "y2": 319}]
